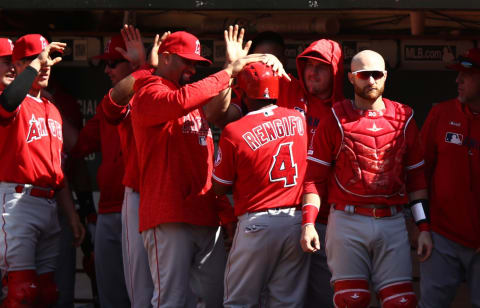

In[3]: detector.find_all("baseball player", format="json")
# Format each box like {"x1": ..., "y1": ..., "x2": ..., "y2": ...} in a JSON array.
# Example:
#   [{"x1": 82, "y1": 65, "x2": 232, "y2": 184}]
[
  {"x1": 212, "y1": 62, "x2": 309, "y2": 307},
  {"x1": 0, "y1": 38, "x2": 14, "y2": 91},
  {"x1": 301, "y1": 50, "x2": 432, "y2": 308},
  {"x1": 0, "y1": 34, "x2": 84, "y2": 308},
  {"x1": 275, "y1": 38, "x2": 344, "y2": 308},
  {"x1": 419, "y1": 48, "x2": 480, "y2": 308},
  {"x1": 70, "y1": 33, "x2": 131, "y2": 308},
  {"x1": 100, "y1": 25, "x2": 155, "y2": 308},
  {"x1": 129, "y1": 30, "x2": 275, "y2": 307}
]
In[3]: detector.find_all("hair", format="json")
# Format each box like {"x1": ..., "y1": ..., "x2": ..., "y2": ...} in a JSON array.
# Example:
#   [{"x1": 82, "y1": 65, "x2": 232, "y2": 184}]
[
  {"x1": 20, "y1": 55, "x2": 38, "y2": 63},
  {"x1": 249, "y1": 31, "x2": 285, "y2": 54}
]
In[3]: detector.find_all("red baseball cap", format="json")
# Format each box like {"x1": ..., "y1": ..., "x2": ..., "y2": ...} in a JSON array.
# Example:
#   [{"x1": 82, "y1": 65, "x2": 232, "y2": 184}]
[
  {"x1": 159, "y1": 31, "x2": 211, "y2": 65},
  {"x1": 12, "y1": 34, "x2": 49, "y2": 63},
  {"x1": 0, "y1": 38, "x2": 14, "y2": 57},
  {"x1": 448, "y1": 48, "x2": 480, "y2": 72},
  {"x1": 237, "y1": 62, "x2": 279, "y2": 100},
  {"x1": 93, "y1": 34, "x2": 126, "y2": 61}
]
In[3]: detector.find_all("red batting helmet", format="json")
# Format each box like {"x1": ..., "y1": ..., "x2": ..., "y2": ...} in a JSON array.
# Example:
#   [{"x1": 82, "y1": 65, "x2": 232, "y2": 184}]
[{"x1": 236, "y1": 62, "x2": 279, "y2": 100}]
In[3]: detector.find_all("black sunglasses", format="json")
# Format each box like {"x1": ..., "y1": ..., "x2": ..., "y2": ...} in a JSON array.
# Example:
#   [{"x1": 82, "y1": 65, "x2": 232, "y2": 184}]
[
  {"x1": 352, "y1": 70, "x2": 386, "y2": 80},
  {"x1": 104, "y1": 59, "x2": 127, "y2": 69}
]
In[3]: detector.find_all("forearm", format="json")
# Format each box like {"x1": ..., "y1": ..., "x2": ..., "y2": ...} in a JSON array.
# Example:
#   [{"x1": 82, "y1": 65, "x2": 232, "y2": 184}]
[
  {"x1": 302, "y1": 193, "x2": 321, "y2": 226},
  {"x1": 0, "y1": 66, "x2": 38, "y2": 112},
  {"x1": 111, "y1": 75, "x2": 136, "y2": 106},
  {"x1": 408, "y1": 189, "x2": 428, "y2": 202}
]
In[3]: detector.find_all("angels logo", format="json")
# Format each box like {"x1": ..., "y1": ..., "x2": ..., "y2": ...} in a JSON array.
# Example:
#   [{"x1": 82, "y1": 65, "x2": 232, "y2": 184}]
[
  {"x1": 40, "y1": 36, "x2": 48, "y2": 49},
  {"x1": 26, "y1": 114, "x2": 48, "y2": 143},
  {"x1": 195, "y1": 40, "x2": 201, "y2": 55},
  {"x1": 26, "y1": 114, "x2": 62, "y2": 143},
  {"x1": 7, "y1": 39, "x2": 13, "y2": 51}
]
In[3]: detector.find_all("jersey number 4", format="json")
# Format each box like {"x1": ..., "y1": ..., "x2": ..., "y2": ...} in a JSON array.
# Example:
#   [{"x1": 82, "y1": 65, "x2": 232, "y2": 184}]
[{"x1": 269, "y1": 142, "x2": 298, "y2": 187}]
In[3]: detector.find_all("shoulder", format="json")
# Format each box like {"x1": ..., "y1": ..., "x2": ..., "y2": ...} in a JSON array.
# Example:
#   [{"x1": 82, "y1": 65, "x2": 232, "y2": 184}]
[{"x1": 431, "y1": 98, "x2": 458, "y2": 113}]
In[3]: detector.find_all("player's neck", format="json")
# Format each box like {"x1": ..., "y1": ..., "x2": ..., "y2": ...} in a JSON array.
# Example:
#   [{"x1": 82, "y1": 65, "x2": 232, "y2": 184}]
[
  {"x1": 353, "y1": 96, "x2": 384, "y2": 111},
  {"x1": 28, "y1": 88, "x2": 41, "y2": 98},
  {"x1": 465, "y1": 100, "x2": 480, "y2": 113}
]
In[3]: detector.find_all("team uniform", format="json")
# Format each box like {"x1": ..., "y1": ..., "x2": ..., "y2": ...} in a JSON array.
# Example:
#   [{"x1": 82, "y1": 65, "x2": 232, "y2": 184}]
[
  {"x1": 0, "y1": 94, "x2": 63, "y2": 307},
  {"x1": 213, "y1": 104, "x2": 309, "y2": 307},
  {"x1": 419, "y1": 98, "x2": 480, "y2": 308},
  {"x1": 304, "y1": 98, "x2": 427, "y2": 307},
  {"x1": 276, "y1": 39, "x2": 344, "y2": 308},
  {"x1": 0, "y1": 34, "x2": 70, "y2": 308},
  {"x1": 71, "y1": 93, "x2": 129, "y2": 308},
  {"x1": 101, "y1": 67, "x2": 154, "y2": 308},
  {"x1": 130, "y1": 31, "x2": 235, "y2": 308}
]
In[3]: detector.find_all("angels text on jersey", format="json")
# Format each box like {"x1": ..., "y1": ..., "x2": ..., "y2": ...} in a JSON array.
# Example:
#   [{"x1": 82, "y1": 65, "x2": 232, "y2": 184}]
[{"x1": 26, "y1": 114, "x2": 63, "y2": 143}]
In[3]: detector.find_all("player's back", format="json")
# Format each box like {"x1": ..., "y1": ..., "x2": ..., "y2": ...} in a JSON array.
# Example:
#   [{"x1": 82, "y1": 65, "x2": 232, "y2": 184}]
[{"x1": 218, "y1": 105, "x2": 307, "y2": 216}]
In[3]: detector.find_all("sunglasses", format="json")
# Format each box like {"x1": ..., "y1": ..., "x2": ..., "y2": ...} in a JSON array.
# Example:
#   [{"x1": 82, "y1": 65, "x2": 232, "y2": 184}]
[
  {"x1": 104, "y1": 59, "x2": 127, "y2": 69},
  {"x1": 458, "y1": 56, "x2": 480, "y2": 70},
  {"x1": 351, "y1": 70, "x2": 386, "y2": 80}
]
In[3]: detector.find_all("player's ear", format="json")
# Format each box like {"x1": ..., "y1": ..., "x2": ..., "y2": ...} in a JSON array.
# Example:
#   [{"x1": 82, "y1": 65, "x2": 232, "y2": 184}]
[{"x1": 347, "y1": 72, "x2": 354, "y2": 85}]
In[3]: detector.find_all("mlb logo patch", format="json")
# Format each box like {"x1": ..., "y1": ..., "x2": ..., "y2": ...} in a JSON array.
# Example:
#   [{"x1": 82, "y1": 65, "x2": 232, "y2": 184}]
[
  {"x1": 198, "y1": 136, "x2": 207, "y2": 146},
  {"x1": 445, "y1": 132, "x2": 463, "y2": 145}
]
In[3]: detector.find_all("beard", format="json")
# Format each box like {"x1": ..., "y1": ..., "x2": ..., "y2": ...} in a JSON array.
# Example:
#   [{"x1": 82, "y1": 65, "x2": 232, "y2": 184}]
[{"x1": 354, "y1": 82, "x2": 384, "y2": 101}]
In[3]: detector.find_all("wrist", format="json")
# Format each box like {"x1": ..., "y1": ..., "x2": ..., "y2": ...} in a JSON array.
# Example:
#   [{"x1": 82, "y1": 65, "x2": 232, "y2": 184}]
[
  {"x1": 28, "y1": 61, "x2": 41, "y2": 73},
  {"x1": 302, "y1": 203, "x2": 319, "y2": 226}
]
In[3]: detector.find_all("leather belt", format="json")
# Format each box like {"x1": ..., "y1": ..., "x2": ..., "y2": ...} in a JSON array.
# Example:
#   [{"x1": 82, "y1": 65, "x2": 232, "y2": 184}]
[
  {"x1": 333, "y1": 203, "x2": 403, "y2": 219},
  {"x1": 15, "y1": 185, "x2": 56, "y2": 199}
]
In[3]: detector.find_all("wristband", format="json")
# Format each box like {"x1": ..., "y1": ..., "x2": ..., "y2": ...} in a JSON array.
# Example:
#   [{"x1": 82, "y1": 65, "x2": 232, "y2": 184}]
[
  {"x1": 407, "y1": 199, "x2": 430, "y2": 226},
  {"x1": 302, "y1": 203, "x2": 319, "y2": 226}
]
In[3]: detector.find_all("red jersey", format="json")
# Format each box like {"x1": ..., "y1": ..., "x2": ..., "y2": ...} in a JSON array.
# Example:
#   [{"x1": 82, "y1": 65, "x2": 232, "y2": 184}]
[
  {"x1": 213, "y1": 106, "x2": 307, "y2": 217},
  {"x1": 0, "y1": 94, "x2": 64, "y2": 189},
  {"x1": 276, "y1": 39, "x2": 345, "y2": 224},
  {"x1": 131, "y1": 70, "x2": 233, "y2": 232},
  {"x1": 421, "y1": 99, "x2": 480, "y2": 249},
  {"x1": 71, "y1": 95, "x2": 125, "y2": 214},
  {"x1": 304, "y1": 98, "x2": 426, "y2": 206}
]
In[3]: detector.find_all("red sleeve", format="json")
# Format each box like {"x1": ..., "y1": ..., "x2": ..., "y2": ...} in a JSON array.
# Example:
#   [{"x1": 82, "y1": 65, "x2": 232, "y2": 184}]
[
  {"x1": 0, "y1": 103, "x2": 19, "y2": 123},
  {"x1": 70, "y1": 103, "x2": 102, "y2": 157},
  {"x1": 420, "y1": 106, "x2": 438, "y2": 181},
  {"x1": 212, "y1": 132, "x2": 236, "y2": 186},
  {"x1": 404, "y1": 117, "x2": 427, "y2": 193},
  {"x1": 102, "y1": 89, "x2": 130, "y2": 125},
  {"x1": 303, "y1": 113, "x2": 341, "y2": 196},
  {"x1": 214, "y1": 195, "x2": 237, "y2": 225},
  {"x1": 135, "y1": 70, "x2": 231, "y2": 126}
]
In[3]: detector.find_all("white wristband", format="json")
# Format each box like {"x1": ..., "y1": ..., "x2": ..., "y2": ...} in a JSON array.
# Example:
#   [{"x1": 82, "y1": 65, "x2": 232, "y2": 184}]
[{"x1": 411, "y1": 202, "x2": 426, "y2": 223}]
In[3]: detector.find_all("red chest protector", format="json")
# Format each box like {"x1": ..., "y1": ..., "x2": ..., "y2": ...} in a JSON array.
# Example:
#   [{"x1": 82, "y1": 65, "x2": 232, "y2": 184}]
[{"x1": 332, "y1": 98, "x2": 413, "y2": 198}]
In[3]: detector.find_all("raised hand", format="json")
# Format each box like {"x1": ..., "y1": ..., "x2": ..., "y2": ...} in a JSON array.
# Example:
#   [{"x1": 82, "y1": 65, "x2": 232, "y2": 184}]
[
  {"x1": 149, "y1": 31, "x2": 170, "y2": 68},
  {"x1": 115, "y1": 24, "x2": 146, "y2": 69},
  {"x1": 224, "y1": 24, "x2": 252, "y2": 65}
]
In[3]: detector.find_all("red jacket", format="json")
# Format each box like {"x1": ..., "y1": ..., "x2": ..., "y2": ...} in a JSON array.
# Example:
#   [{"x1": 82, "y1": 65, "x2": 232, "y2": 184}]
[
  {"x1": 131, "y1": 70, "x2": 234, "y2": 232},
  {"x1": 277, "y1": 39, "x2": 344, "y2": 224},
  {"x1": 71, "y1": 95, "x2": 125, "y2": 214},
  {"x1": 421, "y1": 99, "x2": 480, "y2": 249}
]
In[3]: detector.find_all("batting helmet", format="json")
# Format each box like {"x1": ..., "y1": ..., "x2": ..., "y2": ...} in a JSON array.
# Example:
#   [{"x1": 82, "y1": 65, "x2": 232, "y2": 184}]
[{"x1": 236, "y1": 62, "x2": 279, "y2": 100}]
